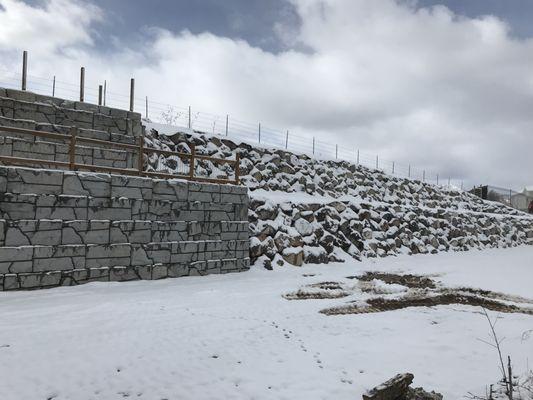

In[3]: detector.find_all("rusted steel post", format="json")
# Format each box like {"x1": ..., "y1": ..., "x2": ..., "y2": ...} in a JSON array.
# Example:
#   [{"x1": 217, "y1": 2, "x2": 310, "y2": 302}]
[
  {"x1": 235, "y1": 153, "x2": 240, "y2": 185},
  {"x1": 80, "y1": 67, "x2": 85, "y2": 102},
  {"x1": 98, "y1": 85, "x2": 103, "y2": 106},
  {"x1": 189, "y1": 143, "x2": 195, "y2": 180},
  {"x1": 138, "y1": 130, "x2": 144, "y2": 174},
  {"x1": 129, "y1": 78, "x2": 135, "y2": 112},
  {"x1": 69, "y1": 126, "x2": 77, "y2": 170},
  {"x1": 22, "y1": 51, "x2": 28, "y2": 91}
]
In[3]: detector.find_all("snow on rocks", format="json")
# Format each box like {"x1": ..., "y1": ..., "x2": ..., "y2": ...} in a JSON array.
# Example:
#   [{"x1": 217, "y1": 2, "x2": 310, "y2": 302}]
[{"x1": 144, "y1": 127, "x2": 533, "y2": 268}]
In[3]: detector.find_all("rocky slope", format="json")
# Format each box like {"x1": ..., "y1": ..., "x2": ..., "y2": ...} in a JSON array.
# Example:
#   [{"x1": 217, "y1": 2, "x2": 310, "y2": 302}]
[{"x1": 144, "y1": 127, "x2": 533, "y2": 268}]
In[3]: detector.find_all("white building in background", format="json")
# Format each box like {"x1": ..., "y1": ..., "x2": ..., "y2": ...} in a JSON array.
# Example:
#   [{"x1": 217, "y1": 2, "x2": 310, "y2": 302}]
[{"x1": 510, "y1": 186, "x2": 533, "y2": 211}]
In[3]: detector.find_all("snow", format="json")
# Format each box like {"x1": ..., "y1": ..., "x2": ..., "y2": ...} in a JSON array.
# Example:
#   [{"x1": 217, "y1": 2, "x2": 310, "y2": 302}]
[{"x1": 1, "y1": 247, "x2": 532, "y2": 399}]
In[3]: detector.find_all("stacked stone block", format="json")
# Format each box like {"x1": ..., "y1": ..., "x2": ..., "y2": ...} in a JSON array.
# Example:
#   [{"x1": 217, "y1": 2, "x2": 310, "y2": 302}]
[
  {"x1": 0, "y1": 167, "x2": 249, "y2": 290},
  {"x1": 0, "y1": 87, "x2": 142, "y2": 170}
]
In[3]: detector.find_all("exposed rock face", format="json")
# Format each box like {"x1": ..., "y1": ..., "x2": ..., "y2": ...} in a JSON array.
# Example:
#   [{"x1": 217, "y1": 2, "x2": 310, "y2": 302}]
[
  {"x1": 363, "y1": 373, "x2": 414, "y2": 400},
  {"x1": 145, "y1": 129, "x2": 533, "y2": 267},
  {"x1": 362, "y1": 373, "x2": 443, "y2": 400}
]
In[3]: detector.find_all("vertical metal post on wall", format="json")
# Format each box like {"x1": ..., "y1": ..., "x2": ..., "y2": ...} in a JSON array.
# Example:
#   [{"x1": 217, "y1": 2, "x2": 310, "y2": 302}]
[
  {"x1": 225, "y1": 115, "x2": 229, "y2": 136},
  {"x1": 21, "y1": 51, "x2": 28, "y2": 91},
  {"x1": 79, "y1": 67, "x2": 85, "y2": 102},
  {"x1": 52, "y1": 76, "x2": 56, "y2": 97},
  {"x1": 235, "y1": 153, "x2": 240, "y2": 185},
  {"x1": 258, "y1": 123, "x2": 261, "y2": 143},
  {"x1": 189, "y1": 143, "x2": 196, "y2": 180},
  {"x1": 138, "y1": 128, "x2": 144, "y2": 174},
  {"x1": 69, "y1": 126, "x2": 78, "y2": 171},
  {"x1": 129, "y1": 78, "x2": 135, "y2": 112},
  {"x1": 285, "y1": 130, "x2": 289, "y2": 149},
  {"x1": 145, "y1": 96, "x2": 148, "y2": 119},
  {"x1": 98, "y1": 85, "x2": 103, "y2": 106},
  {"x1": 188, "y1": 106, "x2": 191, "y2": 129}
]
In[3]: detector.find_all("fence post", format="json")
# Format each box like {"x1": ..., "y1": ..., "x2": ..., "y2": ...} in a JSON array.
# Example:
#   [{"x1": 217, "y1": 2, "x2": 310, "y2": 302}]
[
  {"x1": 376, "y1": 155, "x2": 379, "y2": 169},
  {"x1": 79, "y1": 67, "x2": 85, "y2": 102},
  {"x1": 21, "y1": 51, "x2": 28, "y2": 91},
  {"x1": 356, "y1": 149, "x2": 360, "y2": 165},
  {"x1": 312, "y1": 137, "x2": 315, "y2": 155},
  {"x1": 225, "y1": 114, "x2": 229, "y2": 136},
  {"x1": 335, "y1": 144, "x2": 338, "y2": 159},
  {"x1": 258, "y1": 123, "x2": 261, "y2": 143},
  {"x1": 188, "y1": 106, "x2": 191, "y2": 129},
  {"x1": 52, "y1": 76, "x2": 56, "y2": 97},
  {"x1": 103, "y1": 80, "x2": 107, "y2": 106},
  {"x1": 392, "y1": 161, "x2": 395, "y2": 174},
  {"x1": 437, "y1": 174, "x2": 439, "y2": 185},
  {"x1": 235, "y1": 153, "x2": 240, "y2": 185},
  {"x1": 285, "y1": 130, "x2": 289, "y2": 149},
  {"x1": 189, "y1": 143, "x2": 196, "y2": 180},
  {"x1": 509, "y1": 189, "x2": 512, "y2": 205},
  {"x1": 448, "y1": 177, "x2": 450, "y2": 187},
  {"x1": 145, "y1": 96, "x2": 148, "y2": 119},
  {"x1": 98, "y1": 85, "x2": 103, "y2": 106},
  {"x1": 129, "y1": 78, "x2": 135, "y2": 112},
  {"x1": 138, "y1": 128, "x2": 144, "y2": 174},
  {"x1": 408, "y1": 164, "x2": 411, "y2": 178},
  {"x1": 69, "y1": 126, "x2": 77, "y2": 170}
]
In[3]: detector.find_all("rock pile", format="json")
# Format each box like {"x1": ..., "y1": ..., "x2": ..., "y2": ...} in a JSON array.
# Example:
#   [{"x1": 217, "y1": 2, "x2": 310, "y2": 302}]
[{"x1": 144, "y1": 128, "x2": 533, "y2": 268}]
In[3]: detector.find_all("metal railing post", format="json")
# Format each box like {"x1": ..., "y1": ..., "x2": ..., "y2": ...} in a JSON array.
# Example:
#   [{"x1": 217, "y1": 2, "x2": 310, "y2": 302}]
[
  {"x1": 52, "y1": 76, "x2": 56, "y2": 97},
  {"x1": 22, "y1": 51, "x2": 27, "y2": 91},
  {"x1": 225, "y1": 115, "x2": 228, "y2": 136},
  {"x1": 79, "y1": 67, "x2": 85, "y2": 102},
  {"x1": 189, "y1": 143, "x2": 196, "y2": 180},
  {"x1": 69, "y1": 126, "x2": 77, "y2": 170},
  {"x1": 145, "y1": 96, "x2": 148, "y2": 119},
  {"x1": 408, "y1": 164, "x2": 411, "y2": 178},
  {"x1": 285, "y1": 130, "x2": 289, "y2": 149},
  {"x1": 188, "y1": 106, "x2": 191, "y2": 129},
  {"x1": 356, "y1": 149, "x2": 359, "y2": 165},
  {"x1": 258, "y1": 122, "x2": 261, "y2": 143},
  {"x1": 335, "y1": 144, "x2": 338, "y2": 159},
  {"x1": 312, "y1": 137, "x2": 315, "y2": 155},
  {"x1": 235, "y1": 153, "x2": 240, "y2": 185},
  {"x1": 129, "y1": 78, "x2": 135, "y2": 112},
  {"x1": 376, "y1": 155, "x2": 379, "y2": 169},
  {"x1": 103, "y1": 80, "x2": 107, "y2": 106},
  {"x1": 392, "y1": 161, "x2": 395, "y2": 174},
  {"x1": 98, "y1": 85, "x2": 103, "y2": 106},
  {"x1": 138, "y1": 129, "x2": 144, "y2": 174}
]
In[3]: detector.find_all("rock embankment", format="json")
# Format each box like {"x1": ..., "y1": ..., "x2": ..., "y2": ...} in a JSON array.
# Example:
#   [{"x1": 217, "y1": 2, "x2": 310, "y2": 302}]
[{"x1": 144, "y1": 128, "x2": 533, "y2": 268}]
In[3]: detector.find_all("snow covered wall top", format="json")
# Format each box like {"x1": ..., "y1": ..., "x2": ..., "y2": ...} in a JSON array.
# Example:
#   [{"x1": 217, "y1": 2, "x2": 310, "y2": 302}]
[{"x1": 144, "y1": 125, "x2": 533, "y2": 268}]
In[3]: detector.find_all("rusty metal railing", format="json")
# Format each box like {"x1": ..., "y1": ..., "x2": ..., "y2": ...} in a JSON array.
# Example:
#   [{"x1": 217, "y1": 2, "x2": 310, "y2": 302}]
[{"x1": 0, "y1": 125, "x2": 240, "y2": 185}]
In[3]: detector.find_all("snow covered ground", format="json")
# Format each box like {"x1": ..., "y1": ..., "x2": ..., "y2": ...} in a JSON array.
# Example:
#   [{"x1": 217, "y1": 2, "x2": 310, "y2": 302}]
[{"x1": 1, "y1": 247, "x2": 532, "y2": 400}]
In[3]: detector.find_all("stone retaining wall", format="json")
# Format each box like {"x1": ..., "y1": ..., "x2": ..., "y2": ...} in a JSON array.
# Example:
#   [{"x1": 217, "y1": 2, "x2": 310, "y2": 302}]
[
  {"x1": 0, "y1": 88, "x2": 142, "y2": 136},
  {"x1": 0, "y1": 166, "x2": 250, "y2": 290}
]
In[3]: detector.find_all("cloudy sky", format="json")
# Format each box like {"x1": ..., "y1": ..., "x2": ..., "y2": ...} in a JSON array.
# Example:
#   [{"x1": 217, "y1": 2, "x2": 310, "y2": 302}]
[{"x1": 0, "y1": 0, "x2": 532, "y2": 189}]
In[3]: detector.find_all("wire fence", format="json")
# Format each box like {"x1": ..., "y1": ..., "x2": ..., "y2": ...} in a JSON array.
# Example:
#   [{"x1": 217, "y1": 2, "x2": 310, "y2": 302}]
[
  {"x1": 0, "y1": 57, "x2": 466, "y2": 190},
  {"x1": 470, "y1": 185, "x2": 533, "y2": 212}
]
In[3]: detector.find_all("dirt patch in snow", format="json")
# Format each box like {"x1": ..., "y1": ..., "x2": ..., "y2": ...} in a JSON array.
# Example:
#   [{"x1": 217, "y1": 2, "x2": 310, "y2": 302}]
[
  {"x1": 321, "y1": 293, "x2": 533, "y2": 316},
  {"x1": 284, "y1": 281, "x2": 350, "y2": 300},
  {"x1": 349, "y1": 272, "x2": 437, "y2": 289},
  {"x1": 284, "y1": 272, "x2": 533, "y2": 316}
]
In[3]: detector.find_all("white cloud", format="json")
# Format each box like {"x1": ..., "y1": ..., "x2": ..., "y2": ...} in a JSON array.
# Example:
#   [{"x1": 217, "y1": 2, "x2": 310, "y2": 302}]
[{"x1": 0, "y1": 0, "x2": 532, "y2": 189}]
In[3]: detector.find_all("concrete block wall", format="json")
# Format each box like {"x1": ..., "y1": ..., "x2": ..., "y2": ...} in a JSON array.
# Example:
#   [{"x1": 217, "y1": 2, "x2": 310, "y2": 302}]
[
  {"x1": 0, "y1": 166, "x2": 250, "y2": 290},
  {"x1": 0, "y1": 87, "x2": 250, "y2": 290},
  {"x1": 0, "y1": 87, "x2": 143, "y2": 136}
]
